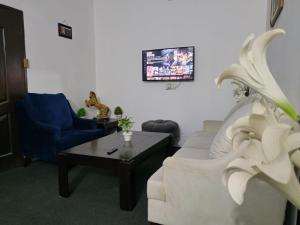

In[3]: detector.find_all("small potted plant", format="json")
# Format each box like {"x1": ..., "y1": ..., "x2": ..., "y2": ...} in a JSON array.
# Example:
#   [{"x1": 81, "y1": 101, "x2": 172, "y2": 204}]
[
  {"x1": 77, "y1": 108, "x2": 86, "y2": 118},
  {"x1": 118, "y1": 116, "x2": 134, "y2": 142},
  {"x1": 114, "y1": 106, "x2": 123, "y2": 120}
]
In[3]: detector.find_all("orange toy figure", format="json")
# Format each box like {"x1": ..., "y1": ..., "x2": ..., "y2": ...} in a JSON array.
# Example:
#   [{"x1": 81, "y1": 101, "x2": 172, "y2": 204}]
[{"x1": 85, "y1": 91, "x2": 109, "y2": 119}]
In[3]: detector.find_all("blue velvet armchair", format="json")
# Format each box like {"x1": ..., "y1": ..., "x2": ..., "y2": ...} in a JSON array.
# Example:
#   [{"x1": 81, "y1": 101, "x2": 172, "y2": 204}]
[{"x1": 16, "y1": 93, "x2": 105, "y2": 162}]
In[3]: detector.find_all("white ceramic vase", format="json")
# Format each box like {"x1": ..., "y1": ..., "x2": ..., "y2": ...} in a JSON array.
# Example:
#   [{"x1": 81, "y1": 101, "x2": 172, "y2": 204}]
[{"x1": 123, "y1": 131, "x2": 132, "y2": 142}]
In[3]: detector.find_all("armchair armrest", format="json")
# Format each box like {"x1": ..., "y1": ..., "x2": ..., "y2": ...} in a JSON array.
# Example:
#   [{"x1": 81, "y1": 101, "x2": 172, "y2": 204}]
[
  {"x1": 16, "y1": 101, "x2": 61, "y2": 138},
  {"x1": 66, "y1": 101, "x2": 97, "y2": 129},
  {"x1": 18, "y1": 110, "x2": 61, "y2": 138},
  {"x1": 73, "y1": 117, "x2": 97, "y2": 129},
  {"x1": 16, "y1": 109, "x2": 62, "y2": 160}
]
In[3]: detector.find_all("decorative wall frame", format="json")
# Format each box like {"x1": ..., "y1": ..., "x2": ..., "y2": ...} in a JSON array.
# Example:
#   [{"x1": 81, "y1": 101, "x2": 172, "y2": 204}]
[
  {"x1": 58, "y1": 23, "x2": 72, "y2": 39},
  {"x1": 270, "y1": 0, "x2": 284, "y2": 27}
]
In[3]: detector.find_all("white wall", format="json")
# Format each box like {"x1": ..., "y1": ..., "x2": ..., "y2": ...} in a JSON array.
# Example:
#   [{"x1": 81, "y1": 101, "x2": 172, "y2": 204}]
[
  {"x1": 267, "y1": 0, "x2": 300, "y2": 113},
  {"x1": 94, "y1": 0, "x2": 268, "y2": 144},
  {"x1": 0, "y1": 0, "x2": 96, "y2": 108}
]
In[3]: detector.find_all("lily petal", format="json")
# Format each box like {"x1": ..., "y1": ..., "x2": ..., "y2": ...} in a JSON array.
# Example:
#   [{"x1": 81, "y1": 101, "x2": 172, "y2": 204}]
[
  {"x1": 223, "y1": 158, "x2": 258, "y2": 187},
  {"x1": 227, "y1": 171, "x2": 255, "y2": 205},
  {"x1": 228, "y1": 116, "x2": 250, "y2": 139},
  {"x1": 257, "y1": 152, "x2": 292, "y2": 184},
  {"x1": 215, "y1": 64, "x2": 263, "y2": 89},
  {"x1": 240, "y1": 139, "x2": 267, "y2": 162},
  {"x1": 239, "y1": 34, "x2": 263, "y2": 84},
  {"x1": 226, "y1": 158, "x2": 258, "y2": 174},
  {"x1": 250, "y1": 29, "x2": 298, "y2": 121},
  {"x1": 248, "y1": 114, "x2": 272, "y2": 138},
  {"x1": 291, "y1": 151, "x2": 300, "y2": 168},
  {"x1": 232, "y1": 132, "x2": 250, "y2": 152},
  {"x1": 286, "y1": 133, "x2": 300, "y2": 153},
  {"x1": 251, "y1": 29, "x2": 285, "y2": 83},
  {"x1": 215, "y1": 29, "x2": 299, "y2": 122},
  {"x1": 262, "y1": 124, "x2": 291, "y2": 161},
  {"x1": 252, "y1": 99, "x2": 266, "y2": 115}
]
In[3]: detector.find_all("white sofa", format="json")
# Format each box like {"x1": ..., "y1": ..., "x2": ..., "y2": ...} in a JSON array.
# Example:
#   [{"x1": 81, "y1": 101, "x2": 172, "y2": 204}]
[{"x1": 147, "y1": 115, "x2": 287, "y2": 225}]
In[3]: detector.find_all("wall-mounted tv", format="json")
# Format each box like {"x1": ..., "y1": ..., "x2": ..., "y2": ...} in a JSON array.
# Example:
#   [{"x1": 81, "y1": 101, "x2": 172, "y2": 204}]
[{"x1": 142, "y1": 46, "x2": 195, "y2": 81}]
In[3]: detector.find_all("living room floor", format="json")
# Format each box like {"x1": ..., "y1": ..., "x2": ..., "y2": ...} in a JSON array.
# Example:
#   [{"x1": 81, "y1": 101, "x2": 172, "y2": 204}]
[{"x1": 0, "y1": 155, "x2": 162, "y2": 225}]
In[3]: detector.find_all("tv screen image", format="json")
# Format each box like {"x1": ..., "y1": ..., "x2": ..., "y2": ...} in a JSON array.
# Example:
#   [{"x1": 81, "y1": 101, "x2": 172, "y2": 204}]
[{"x1": 142, "y1": 46, "x2": 195, "y2": 81}]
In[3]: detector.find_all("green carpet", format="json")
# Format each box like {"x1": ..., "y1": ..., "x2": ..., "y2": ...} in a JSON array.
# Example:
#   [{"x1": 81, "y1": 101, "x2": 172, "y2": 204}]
[{"x1": 0, "y1": 156, "x2": 162, "y2": 225}]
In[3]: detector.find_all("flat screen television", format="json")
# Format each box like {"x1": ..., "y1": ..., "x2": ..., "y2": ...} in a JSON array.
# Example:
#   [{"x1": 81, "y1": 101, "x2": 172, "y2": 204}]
[{"x1": 142, "y1": 46, "x2": 195, "y2": 81}]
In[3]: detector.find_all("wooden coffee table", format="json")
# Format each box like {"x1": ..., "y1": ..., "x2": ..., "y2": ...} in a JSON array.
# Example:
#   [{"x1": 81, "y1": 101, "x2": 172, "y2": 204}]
[{"x1": 58, "y1": 131, "x2": 171, "y2": 211}]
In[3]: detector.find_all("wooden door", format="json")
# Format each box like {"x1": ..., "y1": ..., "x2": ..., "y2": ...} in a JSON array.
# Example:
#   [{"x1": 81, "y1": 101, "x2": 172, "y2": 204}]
[{"x1": 0, "y1": 5, "x2": 27, "y2": 168}]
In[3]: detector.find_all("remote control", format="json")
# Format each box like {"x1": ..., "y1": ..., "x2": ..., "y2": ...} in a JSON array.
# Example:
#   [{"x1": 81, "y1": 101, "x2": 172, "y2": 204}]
[{"x1": 107, "y1": 148, "x2": 118, "y2": 155}]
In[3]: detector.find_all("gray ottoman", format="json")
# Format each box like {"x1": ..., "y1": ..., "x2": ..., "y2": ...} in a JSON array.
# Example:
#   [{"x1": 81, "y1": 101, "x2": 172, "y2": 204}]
[{"x1": 142, "y1": 120, "x2": 179, "y2": 146}]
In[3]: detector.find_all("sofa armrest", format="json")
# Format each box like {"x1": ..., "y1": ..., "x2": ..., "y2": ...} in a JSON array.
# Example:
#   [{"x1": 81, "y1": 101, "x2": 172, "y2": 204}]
[
  {"x1": 73, "y1": 117, "x2": 97, "y2": 129},
  {"x1": 161, "y1": 154, "x2": 286, "y2": 225},
  {"x1": 163, "y1": 153, "x2": 234, "y2": 171}
]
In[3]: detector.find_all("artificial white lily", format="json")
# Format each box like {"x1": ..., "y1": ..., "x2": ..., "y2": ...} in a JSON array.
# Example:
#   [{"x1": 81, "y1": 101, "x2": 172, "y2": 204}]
[
  {"x1": 224, "y1": 102, "x2": 300, "y2": 209},
  {"x1": 215, "y1": 29, "x2": 299, "y2": 122},
  {"x1": 225, "y1": 98, "x2": 277, "y2": 140}
]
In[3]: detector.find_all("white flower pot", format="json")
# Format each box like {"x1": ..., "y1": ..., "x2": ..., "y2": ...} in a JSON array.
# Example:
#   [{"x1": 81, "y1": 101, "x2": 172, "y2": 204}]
[
  {"x1": 115, "y1": 114, "x2": 122, "y2": 120},
  {"x1": 123, "y1": 131, "x2": 132, "y2": 142}
]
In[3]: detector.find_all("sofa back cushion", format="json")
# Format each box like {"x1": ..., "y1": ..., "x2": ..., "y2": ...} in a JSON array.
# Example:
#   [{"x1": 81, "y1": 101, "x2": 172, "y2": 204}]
[
  {"x1": 24, "y1": 93, "x2": 74, "y2": 130},
  {"x1": 203, "y1": 120, "x2": 223, "y2": 132},
  {"x1": 209, "y1": 96, "x2": 260, "y2": 159}
]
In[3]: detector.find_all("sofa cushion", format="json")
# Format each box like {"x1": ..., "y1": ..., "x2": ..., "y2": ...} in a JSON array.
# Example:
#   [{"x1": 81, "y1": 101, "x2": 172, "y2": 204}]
[
  {"x1": 56, "y1": 129, "x2": 104, "y2": 150},
  {"x1": 174, "y1": 147, "x2": 210, "y2": 160},
  {"x1": 203, "y1": 120, "x2": 223, "y2": 132},
  {"x1": 209, "y1": 96, "x2": 260, "y2": 159},
  {"x1": 147, "y1": 168, "x2": 166, "y2": 201},
  {"x1": 147, "y1": 131, "x2": 217, "y2": 203},
  {"x1": 183, "y1": 130, "x2": 217, "y2": 150}
]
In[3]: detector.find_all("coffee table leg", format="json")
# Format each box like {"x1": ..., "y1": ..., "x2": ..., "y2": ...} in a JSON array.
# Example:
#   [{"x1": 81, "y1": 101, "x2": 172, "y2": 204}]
[
  {"x1": 119, "y1": 161, "x2": 135, "y2": 211},
  {"x1": 58, "y1": 154, "x2": 70, "y2": 197}
]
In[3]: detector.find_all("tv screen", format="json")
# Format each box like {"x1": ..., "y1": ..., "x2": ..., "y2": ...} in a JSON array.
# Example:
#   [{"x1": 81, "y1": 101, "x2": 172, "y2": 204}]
[{"x1": 142, "y1": 46, "x2": 195, "y2": 81}]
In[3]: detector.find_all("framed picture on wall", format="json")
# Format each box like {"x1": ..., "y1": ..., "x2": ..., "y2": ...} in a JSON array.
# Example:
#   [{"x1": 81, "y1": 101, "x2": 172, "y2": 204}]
[{"x1": 270, "y1": 0, "x2": 284, "y2": 27}]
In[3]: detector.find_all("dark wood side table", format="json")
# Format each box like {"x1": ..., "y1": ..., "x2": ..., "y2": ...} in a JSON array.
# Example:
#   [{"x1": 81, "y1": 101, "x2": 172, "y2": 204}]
[{"x1": 96, "y1": 118, "x2": 119, "y2": 135}]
